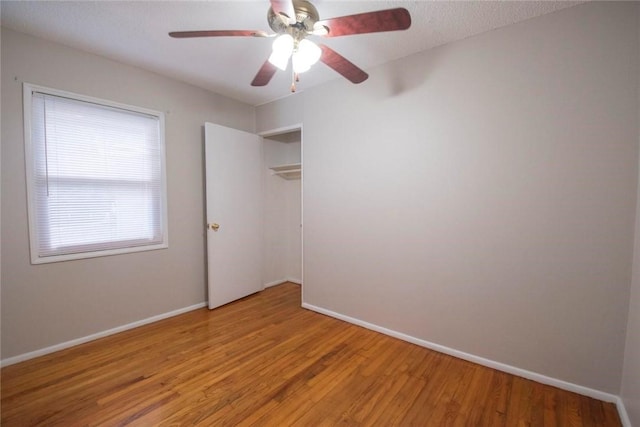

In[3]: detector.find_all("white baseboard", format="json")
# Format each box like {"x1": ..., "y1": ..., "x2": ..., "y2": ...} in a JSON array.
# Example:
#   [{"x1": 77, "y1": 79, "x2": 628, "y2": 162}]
[
  {"x1": 1, "y1": 302, "x2": 207, "y2": 368},
  {"x1": 264, "y1": 279, "x2": 287, "y2": 288},
  {"x1": 264, "y1": 278, "x2": 302, "y2": 288},
  {"x1": 616, "y1": 397, "x2": 632, "y2": 427},
  {"x1": 301, "y1": 302, "x2": 630, "y2": 425}
]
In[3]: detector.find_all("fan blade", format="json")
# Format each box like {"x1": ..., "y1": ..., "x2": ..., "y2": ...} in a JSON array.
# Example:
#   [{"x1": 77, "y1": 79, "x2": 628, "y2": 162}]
[
  {"x1": 270, "y1": 0, "x2": 296, "y2": 22},
  {"x1": 319, "y1": 44, "x2": 368, "y2": 84},
  {"x1": 251, "y1": 60, "x2": 278, "y2": 86},
  {"x1": 318, "y1": 8, "x2": 411, "y2": 37},
  {"x1": 169, "y1": 30, "x2": 270, "y2": 38}
]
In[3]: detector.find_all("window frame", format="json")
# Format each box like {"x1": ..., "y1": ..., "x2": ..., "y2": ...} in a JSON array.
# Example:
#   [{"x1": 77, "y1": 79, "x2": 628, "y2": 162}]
[{"x1": 23, "y1": 83, "x2": 169, "y2": 264}]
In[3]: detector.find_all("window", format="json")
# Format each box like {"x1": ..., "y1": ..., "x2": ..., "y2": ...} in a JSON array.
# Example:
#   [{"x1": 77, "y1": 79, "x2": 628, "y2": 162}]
[{"x1": 23, "y1": 83, "x2": 168, "y2": 264}]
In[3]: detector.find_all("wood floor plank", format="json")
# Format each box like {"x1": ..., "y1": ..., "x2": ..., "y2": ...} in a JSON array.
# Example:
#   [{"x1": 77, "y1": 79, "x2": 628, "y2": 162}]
[
  {"x1": 399, "y1": 353, "x2": 455, "y2": 425},
  {"x1": 1, "y1": 283, "x2": 622, "y2": 426}
]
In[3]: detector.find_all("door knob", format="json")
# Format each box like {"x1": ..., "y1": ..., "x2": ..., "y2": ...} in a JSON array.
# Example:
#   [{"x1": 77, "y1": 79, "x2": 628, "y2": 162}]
[{"x1": 208, "y1": 223, "x2": 220, "y2": 231}]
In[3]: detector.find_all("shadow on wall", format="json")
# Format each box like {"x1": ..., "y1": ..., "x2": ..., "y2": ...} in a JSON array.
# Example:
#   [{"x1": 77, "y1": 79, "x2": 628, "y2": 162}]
[{"x1": 375, "y1": 47, "x2": 450, "y2": 98}]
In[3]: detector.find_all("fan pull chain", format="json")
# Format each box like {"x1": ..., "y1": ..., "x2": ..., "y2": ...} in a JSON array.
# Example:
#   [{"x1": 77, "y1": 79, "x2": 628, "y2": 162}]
[{"x1": 290, "y1": 68, "x2": 296, "y2": 92}]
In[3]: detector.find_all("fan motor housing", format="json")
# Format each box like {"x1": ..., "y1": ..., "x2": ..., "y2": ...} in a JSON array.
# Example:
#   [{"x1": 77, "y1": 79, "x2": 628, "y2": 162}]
[{"x1": 268, "y1": 0, "x2": 320, "y2": 33}]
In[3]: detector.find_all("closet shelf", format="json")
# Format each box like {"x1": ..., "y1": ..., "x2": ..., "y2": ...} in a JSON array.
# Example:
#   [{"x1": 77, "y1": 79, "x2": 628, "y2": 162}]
[{"x1": 270, "y1": 163, "x2": 301, "y2": 180}]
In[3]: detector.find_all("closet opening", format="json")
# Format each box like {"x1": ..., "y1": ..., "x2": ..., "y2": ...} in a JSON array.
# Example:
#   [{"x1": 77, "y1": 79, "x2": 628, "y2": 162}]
[{"x1": 261, "y1": 128, "x2": 302, "y2": 293}]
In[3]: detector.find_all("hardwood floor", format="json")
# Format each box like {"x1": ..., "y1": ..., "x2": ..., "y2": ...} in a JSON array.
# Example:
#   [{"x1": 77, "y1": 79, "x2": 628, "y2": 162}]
[{"x1": 1, "y1": 283, "x2": 621, "y2": 426}]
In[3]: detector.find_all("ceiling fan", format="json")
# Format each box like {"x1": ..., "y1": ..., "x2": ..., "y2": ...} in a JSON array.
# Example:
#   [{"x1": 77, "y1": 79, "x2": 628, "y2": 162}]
[{"x1": 169, "y1": 0, "x2": 411, "y2": 91}]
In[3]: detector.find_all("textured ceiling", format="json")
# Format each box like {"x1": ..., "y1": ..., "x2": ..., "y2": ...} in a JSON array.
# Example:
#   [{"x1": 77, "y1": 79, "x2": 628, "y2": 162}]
[{"x1": 0, "y1": 1, "x2": 584, "y2": 106}]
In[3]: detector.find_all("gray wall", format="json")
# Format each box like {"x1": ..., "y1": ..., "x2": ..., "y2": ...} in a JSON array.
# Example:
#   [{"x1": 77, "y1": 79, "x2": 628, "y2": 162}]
[
  {"x1": 299, "y1": 2, "x2": 637, "y2": 394},
  {"x1": 622, "y1": 5, "x2": 640, "y2": 421},
  {"x1": 624, "y1": 159, "x2": 640, "y2": 425},
  {"x1": 256, "y1": 94, "x2": 303, "y2": 134},
  {"x1": 0, "y1": 28, "x2": 255, "y2": 359}
]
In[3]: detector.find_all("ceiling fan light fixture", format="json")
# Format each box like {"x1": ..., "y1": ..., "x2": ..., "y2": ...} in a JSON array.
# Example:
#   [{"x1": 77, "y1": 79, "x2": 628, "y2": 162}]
[
  {"x1": 299, "y1": 39, "x2": 321, "y2": 64},
  {"x1": 292, "y1": 52, "x2": 310, "y2": 73},
  {"x1": 268, "y1": 50, "x2": 290, "y2": 71},
  {"x1": 292, "y1": 39, "x2": 321, "y2": 73},
  {"x1": 268, "y1": 34, "x2": 294, "y2": 70}
]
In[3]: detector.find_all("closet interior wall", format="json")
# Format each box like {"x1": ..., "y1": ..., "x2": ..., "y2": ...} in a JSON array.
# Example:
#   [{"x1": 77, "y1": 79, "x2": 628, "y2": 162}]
[{"x1": 263, "y1": 132, "x2": 302, "y2": 287}]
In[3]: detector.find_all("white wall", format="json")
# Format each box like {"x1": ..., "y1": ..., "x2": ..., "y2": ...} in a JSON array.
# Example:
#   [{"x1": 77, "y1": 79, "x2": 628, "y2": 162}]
[
  {"x1": 621, "y1": 5, "x2": 640, "y2": 422},
  {"x1": 299, "y1": 1, "x2": 638, "y2": 394},
  {"x1": 0, "y1": 28, "x2": 255, "y2": 360},
  {"x1": 263, "y1": 136, "x2": 301, "y2": 286},
  {"x1": 285, "y1": 175, "x2": 302, "y2": 283}
]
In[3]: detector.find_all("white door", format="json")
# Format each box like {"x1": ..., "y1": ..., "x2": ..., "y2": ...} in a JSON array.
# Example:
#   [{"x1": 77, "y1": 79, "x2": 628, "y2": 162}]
[{"x1": 205, "y1": 122, "x2": 263, "y2": 309}]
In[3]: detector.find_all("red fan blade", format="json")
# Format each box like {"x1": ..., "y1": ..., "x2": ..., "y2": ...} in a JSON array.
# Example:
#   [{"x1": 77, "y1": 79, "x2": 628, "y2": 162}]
[
  {"x1": 270, "y1": 0, "x2": 296, "y2": 21},
  {"x1": 251, "y1": 60, "x2": 278, "y2": 86},
  {"x1": 319, "y1": 44, "x2": 368, "y2": 84},
  {"x1": 318, "y1": 8, "x2": 411, "y2": 38},
  {"x1": 169, "y1": 30, "x2": 270, "y2": 38}
]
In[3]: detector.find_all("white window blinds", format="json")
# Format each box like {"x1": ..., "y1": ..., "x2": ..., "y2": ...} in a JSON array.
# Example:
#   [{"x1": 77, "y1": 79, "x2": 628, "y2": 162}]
[{"x1": 25, "y1": 85, "x2": 168, "y2": 263}]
